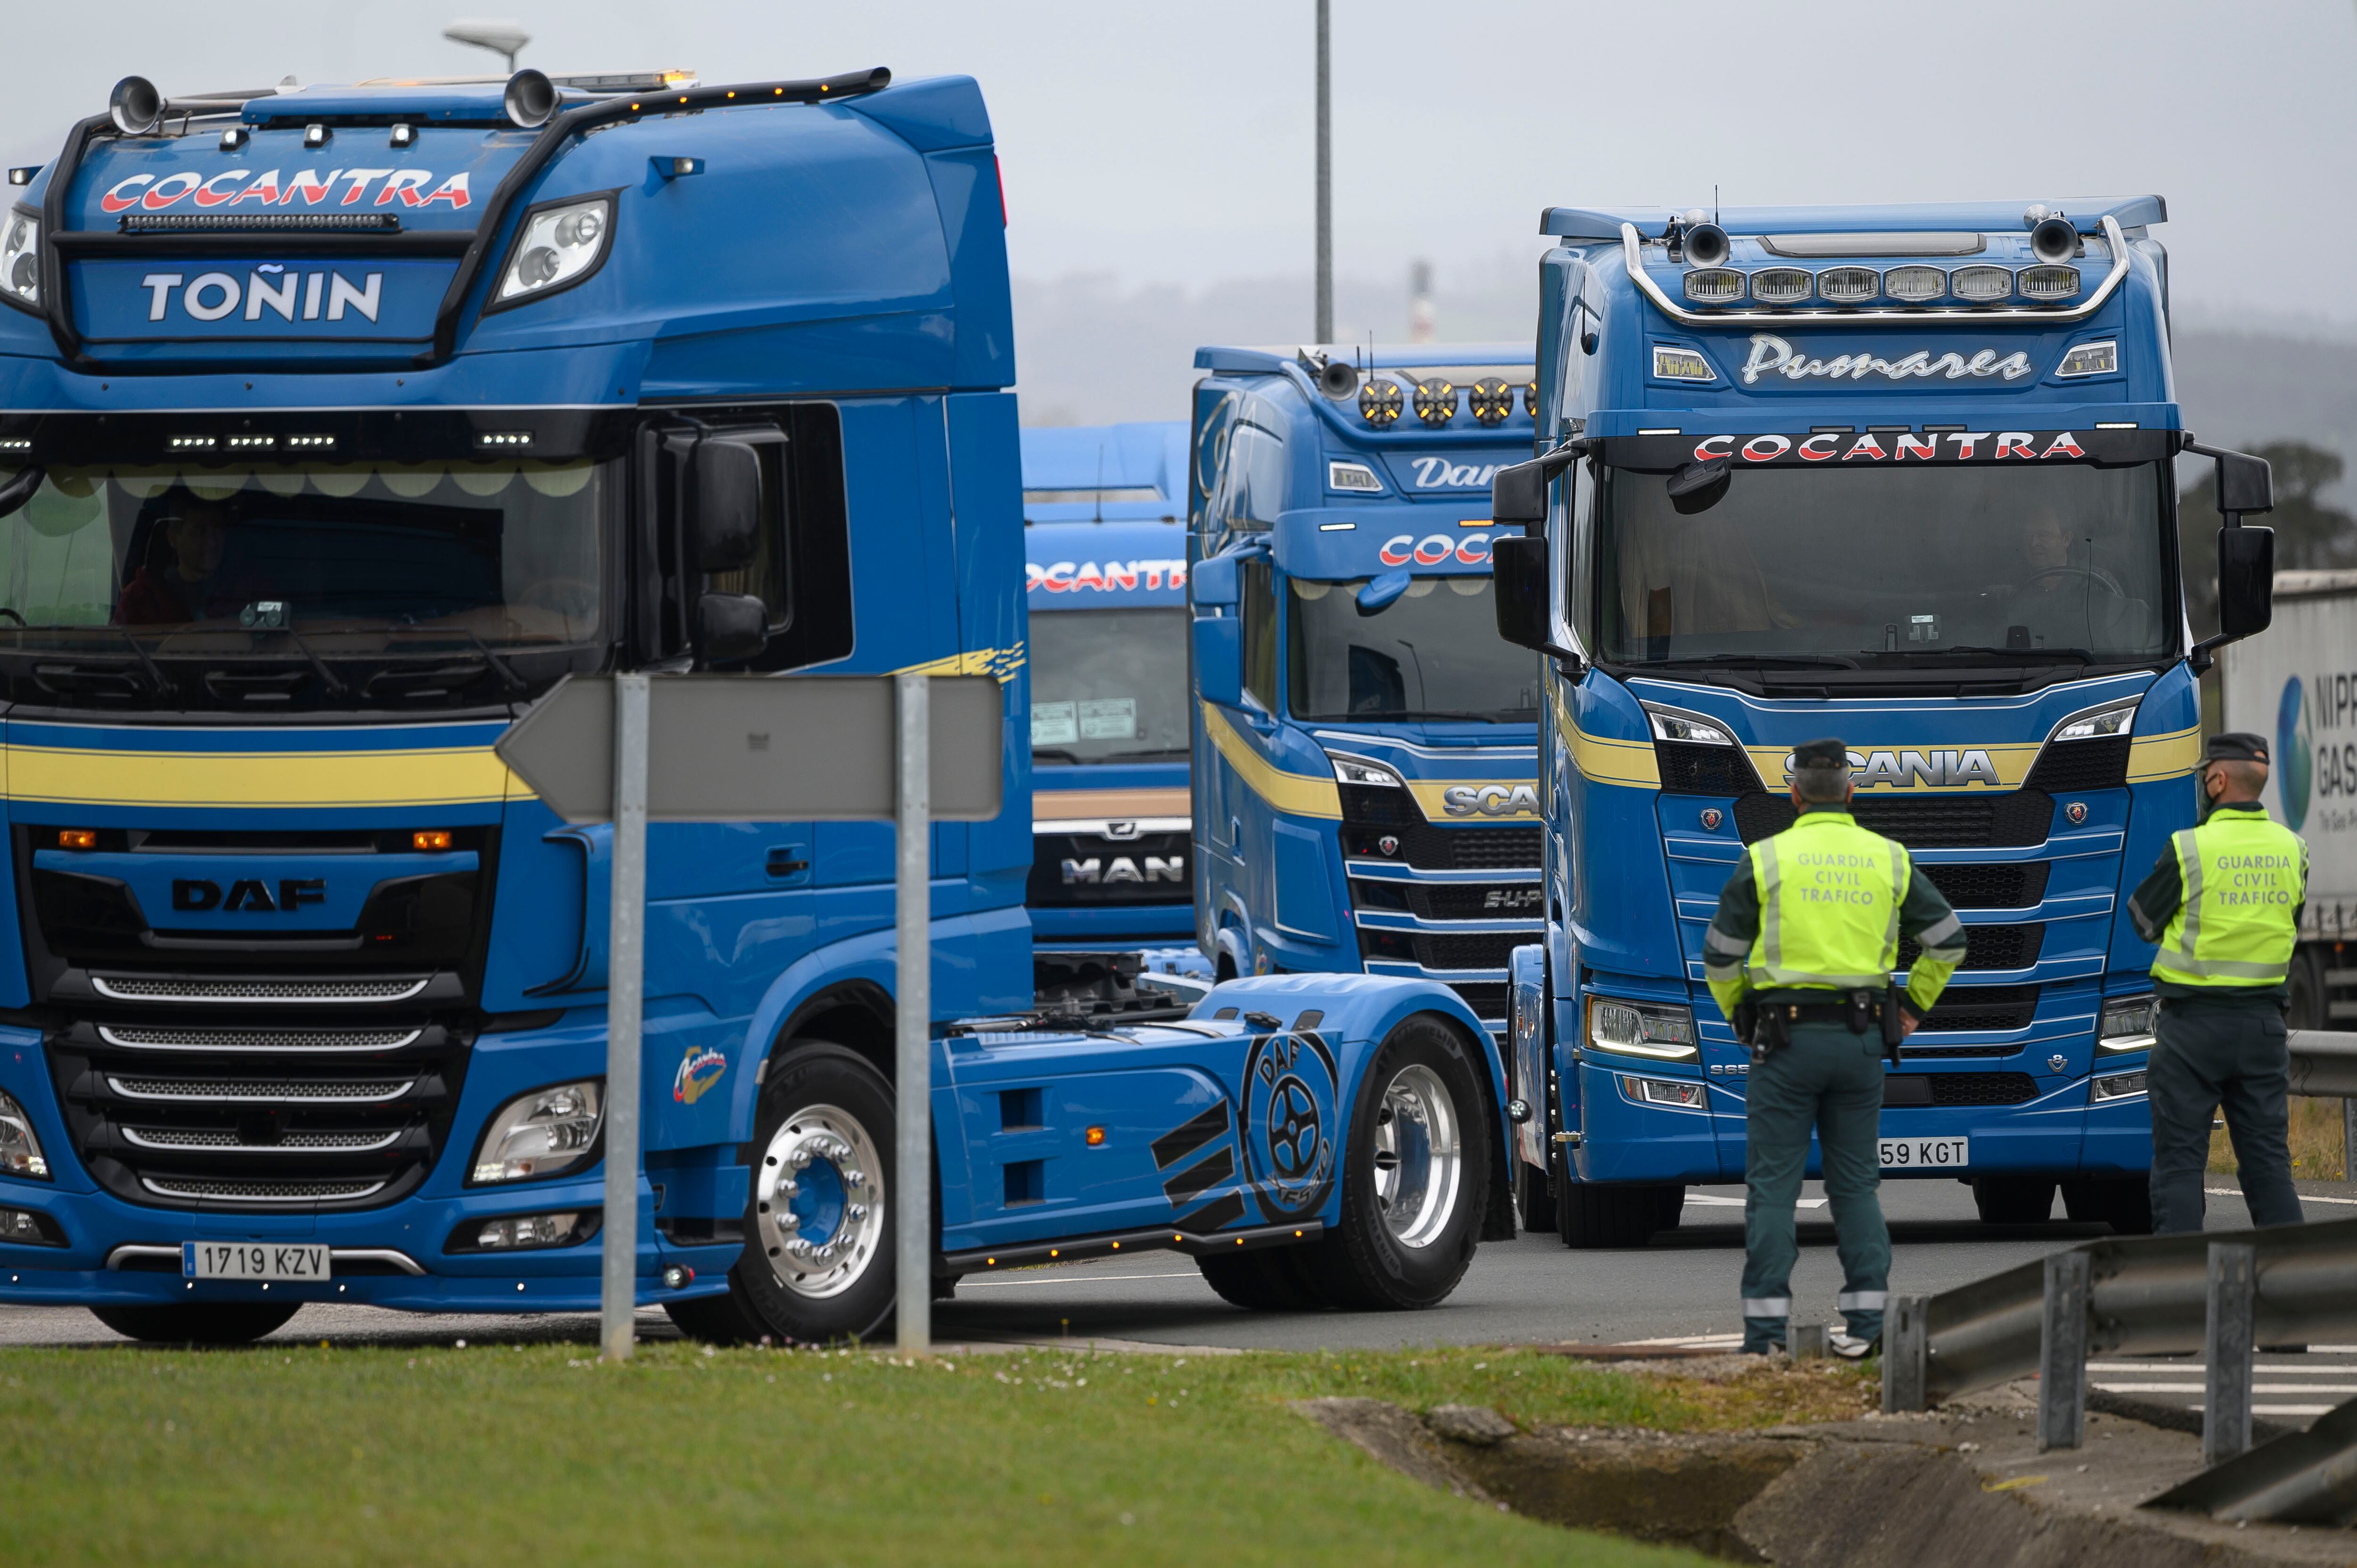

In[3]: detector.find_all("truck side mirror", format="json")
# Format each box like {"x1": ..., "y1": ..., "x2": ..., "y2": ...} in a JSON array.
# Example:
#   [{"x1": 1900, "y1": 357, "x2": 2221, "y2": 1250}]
[
  {"x1": 1190, "y1": 554, "x2": 1239, "y2": 609},
  {"x1": 697, "y1": 592, "x2": 768, "y2": 664},
  {"x1": 692, "y1": 437, "x2": 764, "y2": 572},
  {"x1": 1193, "y1": 615, "x2": 1243, "y2": 708},
  {"x1": 1492, "y1": 534, "x2": 1551, "y2": 652},
  {"x1": 2214, "y1": 448, "x2": 2274, "y2": 518},
  {"x1": 1491, "y1": 459, "x2": 1549, "y2": 526},
  {"x1": 2217, "y1": 525, "x2": 2275, "y2": 642}
]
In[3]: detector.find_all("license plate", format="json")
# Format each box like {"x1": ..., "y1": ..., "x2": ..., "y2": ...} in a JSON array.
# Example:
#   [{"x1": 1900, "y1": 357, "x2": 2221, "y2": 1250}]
[
  {"x1": 1879, "y1": 1136, "x2": 1969, "y2": 1170},
  {"x1": 182, "y1": 1242, "x2": 330, "y2": 1281}
]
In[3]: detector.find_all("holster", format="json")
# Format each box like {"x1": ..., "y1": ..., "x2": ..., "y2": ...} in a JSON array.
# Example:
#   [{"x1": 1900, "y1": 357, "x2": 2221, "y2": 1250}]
[
  {"x1": 1883, "y1": 982, "x2": 1906, "y2": 1061},
  {"x1": 1747, "y1": 1002, "x2": 1790, "y2": 1066}
]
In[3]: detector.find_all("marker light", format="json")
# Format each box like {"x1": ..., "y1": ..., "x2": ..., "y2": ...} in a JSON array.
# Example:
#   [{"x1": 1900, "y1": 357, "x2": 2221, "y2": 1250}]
[
  {"x1": 412, "y1": 830, "x2": 454, "y2": 851},
  {"x1": 1951, "y1": 265, "x2": 2012, "y2": 304},
  {"x1": 1085, "y1": 1126, "x2": 1106, "y2": 1147},
  {"x1": 1816, "y1": 267, "x2": 1878, "y2": 304},
  {"x1": 1749, "y1": 268, "x2": 1811, "y2": 305},
  {"x1": 495, "y1": 196, "x2": 613, "y2": 305},
  {"x1": 1327, "y1": 461, "x2": 1381, "y2": 493},
  {"x1": 1328, "y1": 753, "x2": 1405, "y2": 788},
  {"x1": 303, "y1": 124, "x2": 330, "y2": 150},
  {"x1": 1681, "y1": 268, "x2": 1742, "y2": 304},
  {"x1": 1882, "y1": 265, "x2": 1946, "y2": 303},
  {"x1": 1358, "y1": 378, "x2": 1403, "y2": 429},
  {"x1": 1413, "y1": 378, "x2": 1457, "y2": 428},
  {"x1": 0, "y1": 1205, "x2": 62, "y2": 1245},
  {"x1": 1651, "y1": 346, "x2": 1714, "y2": 383},
  {"x1": 2056, "y1": 703, "x2": 2134, "y2": 740},
  {"x1": 389, "y1": 123, "x2": 416, "y2": 149},
  {"x1": 2017, "y1": 264, "x2": 2081, "y2": 302},
  {"x1": 1467, "y1": 377, "x2": 1513, "y2": 427},
  {"x1": 56, "y1": 830, "x2": 96, "y2": 850},
  {"x1": 0, "y1": 214, "x2": 38, "y2": 308},
  {"x1": 459, "y1": 1212, "x2": 591, "y2": 1251},
  {"x1": 2098, "y1": 996, "x2": 2156, "y2": 1053},
  {"x1": 2091, "y1": 1071, "x2": 2148, "y2": 1102},
  {"x1": 2057, "y1": 341, "x2": 2118, "y2": 378},
  {"x1": 0, "y1": 1089, "x2": 50, "y2": 1179},
  {"x1": 469, "y1": 1080, "x2": 603, "y2": 1183},
  {"x1": 1587, "y1": 997, "x2": 1698, "y2": 1062},
  {"x1": 1524, "y1": 381, "x2": 1539, "y2": 417}
]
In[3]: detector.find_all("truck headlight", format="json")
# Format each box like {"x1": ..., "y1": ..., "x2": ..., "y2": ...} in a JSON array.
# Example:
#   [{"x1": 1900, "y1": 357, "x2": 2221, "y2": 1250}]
[
  {"x1": 0, "y1": 212, "x2": 37, "y2": 310},
  {"x1": 1619, "y1": 1073, "x2": 1706, "y2": 1108},
  {"x1": 445, "y1": 1209, "x2": 601, "y2": 1253},
  {"x1": 1328, "y1": 752, "x2": 1405, "y2": 788},
  {"x1": 492, "y1": 195, "x2": 613, "y2": 306},
  {"x1": 2092, "y1": 1070, "x2": 2148, "y2": 1102},
  {"x1": 469, "y1": 1079, "x2": 602, "y2": 1184},
  {"x1": 0, "y1": 1089, "x2": 50, "y2": 1179},
  {"x1": 2055, "y1": 703, "x2": 2135, "y2": 741},
  {"x1": 2099, "y1": 996, "x2": 2155, "y2": 1053},
  {"x1": 1588, "y1": 997, "x2": 1698, "y2": 1061}
]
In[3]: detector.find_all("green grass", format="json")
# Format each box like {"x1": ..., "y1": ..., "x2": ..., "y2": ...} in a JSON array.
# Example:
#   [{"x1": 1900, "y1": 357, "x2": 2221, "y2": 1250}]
[{"x1": 0, "y1": 1338, "x2": 1723, "y2": 1568}]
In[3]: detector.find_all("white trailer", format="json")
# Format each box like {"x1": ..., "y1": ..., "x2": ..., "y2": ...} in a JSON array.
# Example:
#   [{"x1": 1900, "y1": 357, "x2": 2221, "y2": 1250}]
[{"x1": 2219, "y1": 569, "x2": 2357, "y2": 1025}]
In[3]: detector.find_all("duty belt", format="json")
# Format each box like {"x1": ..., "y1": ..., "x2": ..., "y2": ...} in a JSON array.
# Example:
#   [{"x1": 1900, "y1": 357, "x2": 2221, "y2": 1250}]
[{"x1": 1770, "y1": 1000, "x2": 1886, "y2": 1027}]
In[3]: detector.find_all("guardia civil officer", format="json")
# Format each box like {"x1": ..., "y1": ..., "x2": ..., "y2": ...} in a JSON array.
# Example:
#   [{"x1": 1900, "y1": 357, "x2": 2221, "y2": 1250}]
[
  {"x1": 2126, "y1": 733, "x2": 2308, "y2": 1234},
  {"x1": 1704, "y1": 739, "x2": 1968, "y2": 1357}
]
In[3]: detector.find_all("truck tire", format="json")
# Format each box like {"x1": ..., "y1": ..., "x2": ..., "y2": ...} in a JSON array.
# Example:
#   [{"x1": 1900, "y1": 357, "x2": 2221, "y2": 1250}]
[
  {"x1": 703, "y1": 1040, "x2": 898, "y2": 1345},
  {"x1": 1557, "y1": 1179, "x2": 1669, "y2": 1248},
  {"x1": 1198, "y1": 1245, "x2": 1330, "y2": 1311},
  {"x1": 1516, "y1": 1158, "x2": 1558, "y2": 1234},
  {"x1": 1299, "y1": 1015, "x2": 1489, "y2": 1310},
  {"x1": 2061, "y1": 1175, "x2": 2153, "y2": 1235},
  {"x1": 89, "y1": 1303, "x2": 299, "y2": 1345},
  {"x1": 1653, "y1": 1183, "x2": 1688, "y2": 1232},
  {"x1": 1972, "y1": 1174, "x2": 2057, "y2": 1225},
  {"x1": 2287, "y1": 947, "x2": 2324, "y2": 1031}
]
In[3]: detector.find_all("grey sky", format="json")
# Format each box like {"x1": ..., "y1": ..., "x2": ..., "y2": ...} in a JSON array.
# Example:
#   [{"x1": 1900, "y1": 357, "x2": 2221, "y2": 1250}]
[{"x1": 7, "y1": 0, "x2": 2354, "y2": 326}]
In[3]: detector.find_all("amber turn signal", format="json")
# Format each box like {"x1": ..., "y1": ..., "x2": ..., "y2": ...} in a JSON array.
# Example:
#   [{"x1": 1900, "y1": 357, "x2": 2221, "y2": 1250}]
[
  {"x1": 1085, "y1": 1126, "x2": 1106, "y2": 1147},
  {"x1": 56, "y1": 830, "x2": 96, "y2": 850},
  {"x1": 413, "y1": 830, "x2": 453, "y2": 851}
]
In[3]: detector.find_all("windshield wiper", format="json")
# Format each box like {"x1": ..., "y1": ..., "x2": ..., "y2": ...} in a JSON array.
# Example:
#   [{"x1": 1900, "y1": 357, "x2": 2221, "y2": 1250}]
[
  {"x1": 1903, "y1": 645, "x2": 2093, "y2": 663},
  {"x1": 1384, "y1": 709, "x2": 1530, "y2": 723},
  {"x1": 1649, "y1": 653, "x2": 1861, "y2": 671},
  {"x1": 1032, "y1": 748, "x2": 1084, "y2": 764}
]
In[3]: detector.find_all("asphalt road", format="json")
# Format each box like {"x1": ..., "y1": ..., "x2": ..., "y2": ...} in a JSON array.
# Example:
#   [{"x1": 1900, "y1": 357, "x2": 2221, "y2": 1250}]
[{"x1": 5, "y1": 1176, "x2": 2346, "y2": 1357}]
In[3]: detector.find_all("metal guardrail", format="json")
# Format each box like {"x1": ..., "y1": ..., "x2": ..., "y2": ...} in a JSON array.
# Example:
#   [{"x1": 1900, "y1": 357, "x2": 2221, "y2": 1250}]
[
  {"x1": 2146, "y1": 1393, "x2": 2357, "y2": 1524},
  {"x1": 2286, "y1": 1029, "x2": 2357, "y2": 1098}
]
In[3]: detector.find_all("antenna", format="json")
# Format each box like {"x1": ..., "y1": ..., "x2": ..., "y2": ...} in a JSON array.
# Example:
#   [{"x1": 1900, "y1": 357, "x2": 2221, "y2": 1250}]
[
  {"x1": 1094, "y1": 443, "x2": 1104, "y2": 526},
  {"x1": 1714, "y1": 183, "x2": 1720, "y2": 226}
]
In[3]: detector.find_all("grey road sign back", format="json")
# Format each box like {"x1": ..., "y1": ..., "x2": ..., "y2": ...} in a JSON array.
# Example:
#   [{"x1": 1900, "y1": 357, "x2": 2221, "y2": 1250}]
[{"x1": 496, "y1": 674, "x2": 1005, "y2": 823}]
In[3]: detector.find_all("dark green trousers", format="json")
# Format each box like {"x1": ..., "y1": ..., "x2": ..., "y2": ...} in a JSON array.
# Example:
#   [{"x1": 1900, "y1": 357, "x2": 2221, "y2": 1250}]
[
  {"x1": 2150, "y1": 997, "x2": 2304, "y2": 1234},
  {"x1": 1741, "y1": 1022, "x2": 1890, "y2": 1352}
]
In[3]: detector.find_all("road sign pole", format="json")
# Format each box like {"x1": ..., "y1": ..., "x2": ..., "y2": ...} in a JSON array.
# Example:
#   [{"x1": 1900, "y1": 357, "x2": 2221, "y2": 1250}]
[
  {"x1": 895, "y1": 672, "x2": 932, "y2": 1356},
  {"x1": 600, "y1": 672, "x2": 650, "y2": 1363}
]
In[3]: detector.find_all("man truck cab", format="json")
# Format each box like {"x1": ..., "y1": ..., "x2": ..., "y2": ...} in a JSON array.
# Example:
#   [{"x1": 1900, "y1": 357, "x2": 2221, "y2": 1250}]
[
  {"x1": 1020, "y1": 422, "x2": 1203, "y2": 1011},
  {"x1": 1188, "y1": 346, "x2": 1543, "y2": 1036}
]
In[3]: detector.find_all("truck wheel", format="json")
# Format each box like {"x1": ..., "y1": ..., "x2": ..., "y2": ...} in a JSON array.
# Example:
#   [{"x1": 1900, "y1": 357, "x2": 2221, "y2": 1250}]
[
  {"x1": 1516, "y1": 1158, "x2": 1558, "y2": 1234},
  {"x1": 1972, "y1": 1174, "x2": 2057, "y2": 1224},
  {"x1": 1198, "y1": 1246, "x2": 1329, "y2": 1311},
  {"x1": 2060, "y1": 1175, "x2": 2153, "y2": 1235},
  {"x1": 1301, "y1": 1016, "x2": 1488, "y2": 1310},
  {"x1": 89, "y1": 1303, "x2": 300, "y2": 1345},
  {"x1": 1557, "y1": 1180, "x2": 1668, "y2": 1248},
  {"x1": 709, "y1": 1041, "x2": 897, "y2": 1345},
  {"x1": 662, "y1": 1291, "x2": 762, "y2": 1344},
  {"x1": 2287, "y1": 948, "x2": 2324, "y2": 1031}
]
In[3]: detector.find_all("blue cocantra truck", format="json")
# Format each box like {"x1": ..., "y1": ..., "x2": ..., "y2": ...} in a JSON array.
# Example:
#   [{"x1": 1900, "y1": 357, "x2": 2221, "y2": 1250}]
[
  {"x1": 0, "y1": 67, "x2": 1511, "y2": 1340},
  {"x1": 1485, "y1": 198, "x2": 2281, "y2": 1246},
  {"x1": 1019, "y1": 422, "x2": 1203, "y2": 1013},
  {"x1": 1187, "y1": 346, "x2": 1548, "y2": 1037}
]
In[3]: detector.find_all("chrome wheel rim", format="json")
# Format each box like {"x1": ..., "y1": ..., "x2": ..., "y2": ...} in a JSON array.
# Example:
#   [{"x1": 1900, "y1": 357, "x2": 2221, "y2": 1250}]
[
  {"x1": 1371, "y1": 1063, "x2": 1461, "y2": 1249},
  {"x1": 754, "y1": 1103, "x2": 885, "y2": 1299}
]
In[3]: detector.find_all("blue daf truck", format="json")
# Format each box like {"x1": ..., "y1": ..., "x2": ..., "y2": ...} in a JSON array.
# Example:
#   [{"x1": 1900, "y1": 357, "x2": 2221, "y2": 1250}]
[
  {"x1": 1019, "y1": 422, "x2": 1204, "y2": 1012},
  {"x1": 1484, "y1": 198, "x2": 2280, "y2": 1246},
  {"x1": 0, "y1": 68, "x2": 1512, "y2": 1340},
  {"x1": 1187, "y1": 346, "x2": 1545, "y2": 1036}
]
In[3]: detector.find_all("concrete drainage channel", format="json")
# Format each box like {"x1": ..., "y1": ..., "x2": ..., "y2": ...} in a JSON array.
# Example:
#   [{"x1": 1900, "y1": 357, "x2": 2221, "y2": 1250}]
[{"x1": 1296, "y1": 1375, "x2": 2355, "y2": 1567}]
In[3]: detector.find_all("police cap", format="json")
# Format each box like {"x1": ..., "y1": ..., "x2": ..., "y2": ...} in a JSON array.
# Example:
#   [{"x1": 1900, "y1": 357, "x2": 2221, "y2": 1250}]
[
  {"x1": 2206, "y1": 732, "x2": 2270, "y2": 766},
  {"x1": 1792, "y1": 737, "x2": 1850, "y2": 772}
]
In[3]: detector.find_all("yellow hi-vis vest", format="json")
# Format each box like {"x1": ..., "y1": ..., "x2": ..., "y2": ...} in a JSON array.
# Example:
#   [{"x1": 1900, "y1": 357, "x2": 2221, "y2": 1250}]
[
  {"x1": 2150, "y1": 810, "x2": 2307, "y2": 988},
  {"x1": 1746, "y1": 811, "x2": 1910, "y2": 990}
]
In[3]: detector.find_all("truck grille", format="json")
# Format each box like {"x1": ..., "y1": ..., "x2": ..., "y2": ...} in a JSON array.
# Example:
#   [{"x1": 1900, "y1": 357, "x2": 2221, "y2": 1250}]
[
  {"x1": 1448, "y1": 982, "x2": 1508, "y2": 1022},
  {"x1": 1339, "y1": 783, "x2": 1542, "y2": 871},
  {"x1": 1918, "y1": 984, "x2": 2038, "y2": 1033},
  {"x1": 98, "y1": 1024, "x2": 423, "y2": 1053},
  {"x1": 2022, "y1": 736, "x2": 2131, "y2": 794},
  {"x1": 1025, "y1": 827, "x2": 1190, "y2": 908},
  {"x1": 1919, "y1": 862, "x2": 2050, "y2": 910},
  {"x1": 1359, "y1": 929, "x2": 1522, "y2": 972},
  {"x1": 1898, "y1": 922, "x2": 2044, "y2": 972},
  {"x1": 1347, "y1": 878, "x2": 1542, "y2": 921},
  {"x1": 1655, "y1": 741, "x2": 1762, "y2": 796},
  {"x1": 140, "y1": 1176, "x2": 389, "y2": 1203},
  {"x1": 1928, "y1": 1072, "x2": 2039, "y2": 1106},
  {"x1": 91, "y1": 976, "x2": 431, "y2": 1005},
  {"x1": 1735, "y1": 791, "x2": 2055, "y2": 849}
]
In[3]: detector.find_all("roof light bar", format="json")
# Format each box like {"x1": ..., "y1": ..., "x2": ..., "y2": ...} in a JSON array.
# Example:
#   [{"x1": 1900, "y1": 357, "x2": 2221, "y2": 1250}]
[
  {"x1": 478, "y1": 431, "x2": 533, "y2": 448},
  {"x1": 1750, "y1": 267, "x2": 1811, "y2": 305},
  {"x1": 1882, "y1": 265, "x2": 1946, "y2": 303},
  {"x1": 1816, "y1": 267, "x2": 1878, "y2": 305},
  {"x1": 2017, "y1": 264, "x2": 2081, "y2": 301},
  {"x1": 1682, "y1": 268, "x2": 1743, "y2": 304},
  {"x1": 1951, "y1": 264, "x2": 2012, "y2": 303}
]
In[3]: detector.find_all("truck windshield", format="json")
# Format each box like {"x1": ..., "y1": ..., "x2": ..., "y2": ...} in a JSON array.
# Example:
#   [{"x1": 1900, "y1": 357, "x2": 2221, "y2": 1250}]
[
  {"x1": 1029, "y1": 607, "x2": 1191, "y2": 763},
  {"x1": 0, "y1": 462, "x2": 605, "y2": 645},
  {"x1": 1288, "y1": 577, "x2": 1539, "y2": 722},
  {"x1": 1592, "y1": 462, "x2": 2170, "y2": 667}
]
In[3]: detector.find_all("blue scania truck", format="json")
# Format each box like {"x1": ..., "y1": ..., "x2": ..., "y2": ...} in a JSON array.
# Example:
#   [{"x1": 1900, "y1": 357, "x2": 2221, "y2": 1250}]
[
  {"x1": 1485, "y1": 198, "x2": 2280, "y2": 1246},
  {"x1": 0, "y1": 67, "x2": 1511, "y2": 1340},
  {"x1": 1019, "y1": 422, "x2": 1204, "y2": 1012},
  {"x1": 1187, "y1": 346, "x2": 1546, "y2": 1036}
]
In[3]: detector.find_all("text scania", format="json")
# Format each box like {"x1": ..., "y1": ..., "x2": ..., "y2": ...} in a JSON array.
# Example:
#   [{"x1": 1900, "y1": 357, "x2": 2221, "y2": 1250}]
[
  {"x1": 142, "y1": 268, "x2": 382, "y2": 324},
  {"x1": 99, "y1": 168, "x2": 471, "y2": 213},
  {"x1": 1443, "y1": 783, "x2": 1538, "y2": 817},
  {"x1": 1783, "y1": 747, "x2": 2002, "y2": 788}
]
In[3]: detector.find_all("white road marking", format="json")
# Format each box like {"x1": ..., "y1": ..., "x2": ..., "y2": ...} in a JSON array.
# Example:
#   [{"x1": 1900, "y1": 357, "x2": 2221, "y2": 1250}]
[
  {"x1": 2205, "y1": 1188, "x2": 2357, "y2": 1206},
  {"x1": 2096, "y1": 1382, "x2": 2357, "y2": 1395},
  {"x1": 1684, "y1": 1194, "x2": 1827, "y2": 1210},
  {"x1": 962, "y1": 1271, "x2": 1202, "y2": 1288}
]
